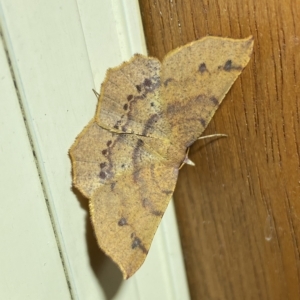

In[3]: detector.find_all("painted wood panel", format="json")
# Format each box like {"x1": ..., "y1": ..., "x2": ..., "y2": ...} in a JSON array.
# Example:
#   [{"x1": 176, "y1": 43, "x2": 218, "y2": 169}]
[
  {"x1": 0, "y1": 0, "x2": 190, "y2": 298},
  {"x1": 0, "y1": 29, "x2": 71, "y2": 300}
]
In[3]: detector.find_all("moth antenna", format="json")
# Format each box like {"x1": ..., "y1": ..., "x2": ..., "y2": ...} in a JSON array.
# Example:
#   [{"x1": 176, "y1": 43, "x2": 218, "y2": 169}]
[{"x1": 92, "y1": 89, "x2": 100, "y2": 98}]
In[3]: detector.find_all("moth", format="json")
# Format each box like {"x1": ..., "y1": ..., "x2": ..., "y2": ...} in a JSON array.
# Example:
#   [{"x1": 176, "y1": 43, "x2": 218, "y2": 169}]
[{"x1": 69, "y1": 36, "x2": 254, "y2": 279}]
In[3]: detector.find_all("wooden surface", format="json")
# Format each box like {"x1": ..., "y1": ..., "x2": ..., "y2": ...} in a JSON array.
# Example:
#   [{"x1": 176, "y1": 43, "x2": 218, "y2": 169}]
[{"x1": 139, "y1": 0, "x2": 300, "y2": 299}]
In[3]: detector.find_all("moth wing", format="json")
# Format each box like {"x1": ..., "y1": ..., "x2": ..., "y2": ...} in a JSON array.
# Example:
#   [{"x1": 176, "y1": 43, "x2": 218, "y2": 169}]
[
  {"x1": 95, "y1": 55, "x2": 170, "y2": 139},
  {"x1": 90, "y1": 162, "x2": 178, "y2": 279},
  {"x1": 161, "y1": 36, "x2": 254, "y2": 146},
  {"x1": 70, "y1": 36, "x2": 254, "y2": 279},
  {"x1": 69, "y1": 121, "x2": 173, "y2": 199},
  {"x1": 70, "y1": 121, "x2": 182, "y2": 278}
]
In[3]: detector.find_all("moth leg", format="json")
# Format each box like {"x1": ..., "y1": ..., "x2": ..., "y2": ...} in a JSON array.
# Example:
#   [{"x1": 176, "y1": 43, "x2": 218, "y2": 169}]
[
  {"x1": 179, "y1": 148, "x2": 195, "y2": 169},
  {"x1": 197, "y1": 133, "x2": 228, "y2": 140},
  {"x1": 179, "y1": 134, "x2": 228, "y2": 169}
]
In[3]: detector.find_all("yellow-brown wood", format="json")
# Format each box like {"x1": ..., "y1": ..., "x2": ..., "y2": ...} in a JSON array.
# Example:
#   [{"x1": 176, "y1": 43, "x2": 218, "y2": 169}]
[{"x1": 139, "y1": 0, "x2": 300, "y2": 299}]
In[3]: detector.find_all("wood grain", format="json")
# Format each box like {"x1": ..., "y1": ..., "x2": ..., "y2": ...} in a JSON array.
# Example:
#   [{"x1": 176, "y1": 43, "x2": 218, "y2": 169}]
[{"x1": 139, "y1": 0, "x2": 300, "y2": 299}]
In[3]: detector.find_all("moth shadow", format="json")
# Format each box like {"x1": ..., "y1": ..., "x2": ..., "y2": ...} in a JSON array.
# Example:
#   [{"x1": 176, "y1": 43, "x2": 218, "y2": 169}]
[{"x1": 73, "y1": 187, "x2": 123, "y2": 299}]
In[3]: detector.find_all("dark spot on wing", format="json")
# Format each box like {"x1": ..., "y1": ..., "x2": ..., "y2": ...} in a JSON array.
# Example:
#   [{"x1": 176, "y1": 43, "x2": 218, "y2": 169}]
[
  {"x1": 150, "y1": 102, "x2": 155, "y2": 107},
  {"x1": 121, "y1": 164, "x2": 125, "y2": 168},
  {"x1": 99, "y1": 171, "x2": 106, "y2": 179},
  {"x1": 163, "y1": 78, "x2": 173, "y2": 87},
  {"x1": 210, "y1": 96, "x2": 219, "y2": 106},
  {"x1": 142, "y1": 114, "x2": 159, "y2": 136},
  {"x1": 121, "y1": 126, "x2": 127, "y2": 132},
  {"x1": 144, "y1": 78, "x2": 152, "y2": 87},
  {"x1": 123, "y1": 103, "x2": 128, "y2": 110},
  {"x1": 200, "y1": 118, "x2": 206, "y2": 127},
  {"x1": 100, "y1": 162, "x2": 107, "y2": 169},
  {"x1": 198, "y1": 63, "x2": 207, "y2": 73},
  {"x1": 195, "y1": 94, "x2": 206, "y2": 102},
  {"x1": 131, "y1": 237, "x2": 148, "y2": 254},
  {"x1": 113, "y1": 120, "x2": 122, "y2": 130},
  {"x1": 136, "y1": 84, "x2": 142, "y2": 92},
  {"x1": 222, "y1": 60, "x2": 242, "y2": 71},
  {"x1": 118, "y1": 217, "x2": 127, "y2": 226},
  {"x1": 137, "y1": 139, "x2": 144, "y2": 147},
  {"x1": 131, "y1": 237, "x2": 142, "y2": 249},
  {"x1": 102, "y1": 149, "x2": 108, "y2": 155},
  {"x1": 107, "y1": 140, "x2": 112, "y2": 147},
  {"x1": 132, "y1": 139, "x2": 145, "y2": 180},
  {"x1": 224, "y1": 60, "x2": 233, "y2": 71},
  {"x1": 151, "y1": 210, "x2": 163, "y2": 216},
  {"x1": 142, "y1": 198, "x2": 163, "y2": 216},
  {"x1": 127, "y1": 95, "x2": 133, "y2": 101},
  {"x1": 143, "y1": 76, "x2": 160, "y2": 92}
]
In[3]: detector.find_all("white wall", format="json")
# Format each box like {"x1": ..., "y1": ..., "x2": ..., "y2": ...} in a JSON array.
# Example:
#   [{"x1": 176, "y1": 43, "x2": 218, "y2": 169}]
[{"x1": 0, "y1": 0, "x2": 190, "y2": 299}]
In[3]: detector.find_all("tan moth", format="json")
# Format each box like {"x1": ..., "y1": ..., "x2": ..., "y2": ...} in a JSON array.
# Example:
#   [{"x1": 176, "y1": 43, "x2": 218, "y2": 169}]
[{"x1": 69, "y1": 36, "x2": 254, "y2": 279}]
